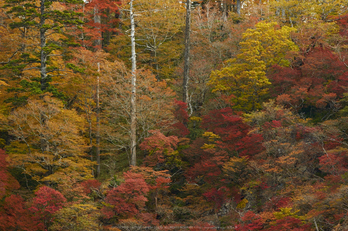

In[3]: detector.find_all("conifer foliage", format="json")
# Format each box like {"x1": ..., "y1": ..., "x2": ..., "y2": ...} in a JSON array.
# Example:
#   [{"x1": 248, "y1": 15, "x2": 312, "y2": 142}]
[
  {"x1": 4, "y1": 0, "x2": 84, "y2": 91},
  {"x1": 2, "y1": 0, "x2": 348, "y2": 230}
]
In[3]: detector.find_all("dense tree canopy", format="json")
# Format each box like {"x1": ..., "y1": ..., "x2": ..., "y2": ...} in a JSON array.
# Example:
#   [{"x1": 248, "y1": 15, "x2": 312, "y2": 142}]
[{"x1": 1, "y1": 0, "x2": 348, "y2": 230}]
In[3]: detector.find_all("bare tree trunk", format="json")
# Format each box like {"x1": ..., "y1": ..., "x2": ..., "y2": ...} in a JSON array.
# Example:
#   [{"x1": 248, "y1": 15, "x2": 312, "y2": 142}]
[
  {"x1": 222, "y1": 0, "x2": 227, "y2": 21},
  {"x1": 130, "y1": 0, "x2": 137, "y2": 166},
  {"x1": 96, "y1": 63, "x2": 101, "y2": 177},
  {"x1": 40, "y1": 0, "x2": 48, "y2": 91},
  {"x1": 183, "y1": 0, "x2": 191, "y2": 105},
  {"x1": 94, "y1": 4, "x2": 102, "y2": 176},
  {"x1": 236, "y1": 0, "x2": 241, "y2": 15},
  {"x1": 94, "y1": 5, "x2": 102, "y2": 48}
]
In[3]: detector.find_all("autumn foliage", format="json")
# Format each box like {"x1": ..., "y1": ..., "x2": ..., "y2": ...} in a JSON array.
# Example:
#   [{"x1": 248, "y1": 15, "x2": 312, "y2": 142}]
[
  {"x1": 103, "y1": 170, "x2": 150, "y2": 219},
  {"x1": 2, "y1": 0, "x2": 348, "y2": 230}
]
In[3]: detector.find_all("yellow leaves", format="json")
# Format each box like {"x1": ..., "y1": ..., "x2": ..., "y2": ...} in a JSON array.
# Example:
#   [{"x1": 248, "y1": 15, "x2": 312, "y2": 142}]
[
  {"x1": 273, "y1": 207, "x2": 306, "y2": 221},
  {"x1": 237, "y1": 198, "x2": 249, "y2": 209},
  {"x1": 223, "y1": 156, "x2": 248, "y2": 175},
  {"x1": 271, "y1": 0, "x2": 348, "y2": 23},
  {"x1": 41, "y1": 164, "x2": 94, "y2": 184},
  {"x1": 0, "y1": 80, "x2": 8, "y2": 94},
  {"x1": 241, "y1": 180, "x2": 262, "y2": 194},
  {"x1": 240, "y1": 21, "x2": 298, "y2": 67},
  {"x1": 71, "y1": 203, "x2": 98, "y2": 212},
  {"x1": 7, "y1": 95, "x2": 93, "y2": 183},
  {"x1": 210, "y1": 21, "x2": 298, "y2": 111},
  {"x1": 202, "y1": 132, "x2": 220, "y2": 141},
  {"x1": 26, "y1": 163, "x2": 48, "y2": 175},
  {"x1": 201, "y1": 132, "x2": 220, "y2": 149},
  {"x1": 50, "y1": 202, "x2": 100, "y2": 231},
  {"x1": 190, "y1": 116, "x2": 202, "y2": 122},
  {"x1": 201, "y1": 144, "x2": 216, "y2": 150}
]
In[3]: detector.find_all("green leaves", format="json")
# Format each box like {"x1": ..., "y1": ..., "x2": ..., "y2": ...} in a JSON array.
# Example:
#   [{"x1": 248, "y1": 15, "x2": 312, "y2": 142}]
[{"x1": 4, "y1": 0, "x2": 85, "y2": 91}]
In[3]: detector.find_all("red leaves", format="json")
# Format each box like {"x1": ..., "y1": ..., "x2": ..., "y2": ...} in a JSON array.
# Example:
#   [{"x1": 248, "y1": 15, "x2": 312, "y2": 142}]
[
  {"x1": 202, "y1": 108, "x2": 263, "y2": 157},
  {"x1": 319, "y1": 148, "x2": 348, "y2": 175},
  {"x1": 0, "y1": 195, "x2": 42, "y2": 231},
  {"x1": 186, "y1": 158, "x2": 222, "y2": 184},
  {"x1": 79, "y1": 0, "x2": 121, "y2": 49},
  {"x1": 0, "y1": 151, "x2": 64, "y2": 230},
  {"x1": 235, "y1": 211, "x2": 311, "y2": 231},
  {"x1": 264, "y1": 196, "x2": 291, "y2": 211},
  {"x1": 269, "y1": 47, "x2": 348, "y2": 115},
  {"x1": 140, "y1": 130, "x2": 179, "y2": 167},
  {"x1": 151, "y1": 176, "x2": 171, "y2": 191},
  {"x1": 203, "y1": 187, "x2": 228, "y2": 210},
  {"x1": 80, "y1": 179, "x2": 102, "y2": 195},
  {"x1": 103, "y1": 171, "x2": 150, "y2": 219},
  {"x1": 235, "y1": 211, "x2": 263, "y2": 231},
  {"x1": 267, "y1": 217, "x2": 311, "y2": 231},
  {"x1": 31, "y1": 186, "x2": 66, "y2": 215},
  {"x1": 172, "y1": 100, "x2": 190, "y2": 137},
  {"x1": 30, "y1": 186, "x2": 66, "y2": 228},
  {"x1": 336, "y1": 14, "x2": 348, "y2": 37}
]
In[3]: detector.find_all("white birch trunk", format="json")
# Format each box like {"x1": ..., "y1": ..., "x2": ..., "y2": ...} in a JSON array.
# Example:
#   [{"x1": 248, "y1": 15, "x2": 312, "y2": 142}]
[
  {"x1": 130, "y1": 0, "x2": 137, "y2": 166},
  {"x1": 183, "y1": 0, "x2": 191, "y2": 105},
  {"x1": 94, "y1": 5, "x2": 102, "y2": 48},
  {"x1": 96, "y1": 63, "x2": 101, "y2": 176},
  {"x1": 94, "y1": 4, "x2": 101, "y2": 176}
]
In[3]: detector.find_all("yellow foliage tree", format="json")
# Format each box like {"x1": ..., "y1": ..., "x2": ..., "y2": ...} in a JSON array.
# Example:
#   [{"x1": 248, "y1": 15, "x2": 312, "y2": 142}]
[
  {"x1": 209, "y1": 21, "x2": 298, "y2": 111},
  {"x1": 7, "y1": 95, "x2": 93, "y2": 183},
  {"x1": 270, "y1": 0, "x2": 348, "y2": 25}
]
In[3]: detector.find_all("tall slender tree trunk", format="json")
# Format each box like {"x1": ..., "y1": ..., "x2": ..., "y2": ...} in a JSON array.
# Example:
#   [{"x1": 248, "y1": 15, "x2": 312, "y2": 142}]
[
  {"x1": 130, "y1": 0, "x2": 137, "y2": 166},
  {"x1": 94, "y1": 5, "x2": 102, "y2": 48},
  {"x1": 40, "y1": 0, "x2": 48, "y2": 91},
  {"x1": 183, "y1": 0, "x2": 191, "y2": 105},
  {"x1": 39, "y1": 0, "x2": 49, "y2": 154},
  {"x1": 94, "y1": 4, "x2": 101, "y2": 177},
  {"x1": 222, "y1": 0, "x2": 228, "y2": 21},
  {"x1": 96, "y1": 63, "x2": 101, "y2": 177},
  {"x1": 236, "y1": 0, "x2": 241, "y2": 15}
]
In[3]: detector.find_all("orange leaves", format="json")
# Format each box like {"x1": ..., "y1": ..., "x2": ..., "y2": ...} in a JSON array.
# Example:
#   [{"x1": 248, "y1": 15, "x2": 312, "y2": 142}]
[
  {"x1": 223, "y1": 156, "x2": 250, "y2": 185},
  {"x1": 0, "y1": 149, "x2": 19, "y2": 198},
  {"x1": 140, "y1": 130, "x2": 179, "y2": 167}
]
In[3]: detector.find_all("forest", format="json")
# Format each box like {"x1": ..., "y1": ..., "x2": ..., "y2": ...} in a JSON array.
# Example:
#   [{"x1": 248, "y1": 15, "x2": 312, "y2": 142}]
[{"x1": 1, "y1": 0, "x2": 348, "y2": 230}]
